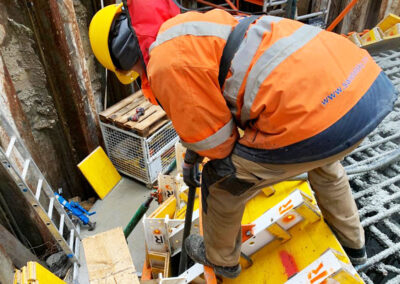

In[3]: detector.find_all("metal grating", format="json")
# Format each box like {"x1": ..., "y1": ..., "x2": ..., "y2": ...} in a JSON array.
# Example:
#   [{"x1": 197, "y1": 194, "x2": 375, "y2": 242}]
[
  {"x1": 101, "y1": 123, "x2": 147, "y2": 181},
  {"x1": 160, "y1": 146, "x2": 176, "y2": 171},
  {"x1": 147, "y1": 123, "x2": 178, "y2": 160},
  {"x1": 341, "y1": 42, "x2": 400, "y2": 283},
  {"x1": 101, "y1": 121, "x2": 179, "y2": 186},
  {"x1": 263, "y1": 0, "x2": 331, "y2": 27}
]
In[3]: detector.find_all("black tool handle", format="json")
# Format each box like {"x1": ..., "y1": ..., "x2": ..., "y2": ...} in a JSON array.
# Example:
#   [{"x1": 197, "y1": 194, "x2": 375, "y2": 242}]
[{"x1": 178, "y1": 185, "x2": 197, "y2": 274}]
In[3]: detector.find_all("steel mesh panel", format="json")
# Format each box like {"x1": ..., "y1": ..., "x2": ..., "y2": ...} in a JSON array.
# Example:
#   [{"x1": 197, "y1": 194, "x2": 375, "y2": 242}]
[
  {"x1": 161, "y1": 146, "x2": 176, "y2": 171},
  {"x1": 101, "y1": 123, "x2": 149, "y2": 182},
  {"x1": 341, "y1": 44, "x2": 400, "y2": 283},
  {"x1": 101, "y1": 121, "x2": 178, "y2": 185},
  {"x1": 147, "y1": 123, "x2": 178, "y2": 159}
]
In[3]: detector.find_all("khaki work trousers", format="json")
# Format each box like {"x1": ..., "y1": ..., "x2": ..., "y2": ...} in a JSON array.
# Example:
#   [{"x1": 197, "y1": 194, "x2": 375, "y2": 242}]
[{"x1": 202, "y1": 144, "x2": 365, "y2": 267}]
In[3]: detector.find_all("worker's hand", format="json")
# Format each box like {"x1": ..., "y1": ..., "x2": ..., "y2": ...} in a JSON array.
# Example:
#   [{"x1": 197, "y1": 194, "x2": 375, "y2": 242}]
[
  {"x1": 182, "y1": 162, "x2": 201, "y2": 188},
  {"x1": 184, "y1": 149, "x2": 204, "y2": 165},
  {"x1": 183, "y1": 149, "x2": 203, "y2": 188}
]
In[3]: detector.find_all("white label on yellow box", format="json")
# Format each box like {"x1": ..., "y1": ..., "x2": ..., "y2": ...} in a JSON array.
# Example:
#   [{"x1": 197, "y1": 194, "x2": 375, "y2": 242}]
[
  {"x1": 361, "y1": 27, "x2": 384, "y2": 45},
  {"x1": 384, "y1": 23, "x2": 400, "y2": 38}
]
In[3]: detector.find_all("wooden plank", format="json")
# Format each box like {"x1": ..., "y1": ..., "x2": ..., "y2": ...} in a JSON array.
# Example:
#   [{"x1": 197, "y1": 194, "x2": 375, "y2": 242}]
[
  {"x1": 147, "y1": 119, "x2": 169, "y2": 136},
  {"x1": 379, "y1": 0, "x2": 400, "y2": 22},
  {"x1": 0, "y1": 224, "x2": 43, "y2": 268},
  {"x1": 297, "y1": 0, "x2": 311, "y2": 15},
  {"x1": 311, "y1": 0, "x2": 329, "y2": 13},
  {"x1": 115, "y1": 100, "x2": 153, "y2": 127},
  {"x1": 82, "y1": 227, "x2": 140, "y2": 284},
  {"x1": 386, "y1": 0, "x2": 400, "y2": 19},
  {"x1": 109, "y1": 96, "x2": 146, "y2": 121},
  {"x1": 134, "y1": 109, "x2": 167, "y2": 137},
  {"x1": 123, "y1": 105, "x2": 162, "y2": 129},
  {"x1": 340, "y1": 0, "x2": 371, "y2": 34},
  {"x1": 99, "y1": 91, "x2": 142, "y2": 122}
]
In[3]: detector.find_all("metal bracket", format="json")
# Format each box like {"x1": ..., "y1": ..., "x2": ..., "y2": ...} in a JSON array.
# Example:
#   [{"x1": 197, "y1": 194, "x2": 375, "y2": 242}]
[
  {"x1": 285, "y1": 249, "x2": 363, "y2": 284},
  {"x1": 242, "y1": 189, "x2": 321, "y2": 256}
]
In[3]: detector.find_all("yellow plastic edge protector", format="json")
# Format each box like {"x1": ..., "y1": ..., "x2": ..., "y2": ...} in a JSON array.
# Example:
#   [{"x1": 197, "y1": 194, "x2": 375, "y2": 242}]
[{"x1": 77, "y1": 146, "x2": 121, "y2": 199}]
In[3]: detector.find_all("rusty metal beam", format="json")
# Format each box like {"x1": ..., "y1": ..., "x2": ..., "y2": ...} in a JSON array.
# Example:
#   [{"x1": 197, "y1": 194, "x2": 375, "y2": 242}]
[
  {"x1": 21, "y1": 0, "x2": 104, "y2": 198},
  {"x1": 50, "y1": 0, "x2": 102, "y2": 150},
  {"x1": 0, "y1": 23, "x2": 57, "y2": 257},
  {"x1": 26, "y1": 0, "x2": 101, "y2": 152}
]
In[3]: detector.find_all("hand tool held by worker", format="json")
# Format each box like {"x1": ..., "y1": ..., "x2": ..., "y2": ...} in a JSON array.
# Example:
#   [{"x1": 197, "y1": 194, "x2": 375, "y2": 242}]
[{"x1": 182, "y1": 149, "x2": 203, "y2": 188}]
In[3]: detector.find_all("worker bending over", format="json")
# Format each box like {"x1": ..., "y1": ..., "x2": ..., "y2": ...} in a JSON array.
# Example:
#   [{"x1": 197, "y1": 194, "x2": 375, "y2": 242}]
[{"x1": 89, "y1": 1, "x2": 398, "y2": 278}]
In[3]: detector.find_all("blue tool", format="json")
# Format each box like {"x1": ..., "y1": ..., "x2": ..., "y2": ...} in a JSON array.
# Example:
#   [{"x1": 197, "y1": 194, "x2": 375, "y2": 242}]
[{"x1": 55, "y1": 193, "x2": 96, "y2": 231}]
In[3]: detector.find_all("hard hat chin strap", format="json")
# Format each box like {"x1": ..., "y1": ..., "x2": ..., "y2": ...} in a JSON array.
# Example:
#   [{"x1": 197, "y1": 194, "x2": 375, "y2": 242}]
[{"x1": 109, "y1": 12, "x2": 142, "y2": 71}]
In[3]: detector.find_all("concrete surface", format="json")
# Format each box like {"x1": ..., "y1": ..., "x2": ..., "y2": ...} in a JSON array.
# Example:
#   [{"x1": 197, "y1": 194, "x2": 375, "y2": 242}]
[{"x1": 77, "y1": 176, "x2": 158, "y2": 284}]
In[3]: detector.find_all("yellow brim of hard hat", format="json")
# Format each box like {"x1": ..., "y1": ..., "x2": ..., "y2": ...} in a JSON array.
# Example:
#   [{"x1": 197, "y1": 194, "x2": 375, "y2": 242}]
[
  {"x1": 89, "y1": 3, "x2": 139, "y2": 85},
  {"x1": 115, "y1": 70, "x2": 139, "y2": 84}
]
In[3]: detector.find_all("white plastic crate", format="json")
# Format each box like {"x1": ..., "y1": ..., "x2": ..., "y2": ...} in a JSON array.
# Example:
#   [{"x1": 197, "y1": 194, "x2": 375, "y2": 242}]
[{"x1": 101, "y1": 121, "x2": 179, "y2": 186}]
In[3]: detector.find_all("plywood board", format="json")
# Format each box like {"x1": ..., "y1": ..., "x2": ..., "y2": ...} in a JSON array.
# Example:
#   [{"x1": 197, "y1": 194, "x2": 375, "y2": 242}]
[{"x1": 82, "y1": 227, "x2": 140, "y2": 284}]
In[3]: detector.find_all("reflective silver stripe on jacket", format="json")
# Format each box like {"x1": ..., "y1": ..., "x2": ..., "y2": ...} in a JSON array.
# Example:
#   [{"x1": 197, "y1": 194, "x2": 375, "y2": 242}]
[
  {"x1": 180, "y1": 118, "x2": 235, "y2": 152},
  {"x1": 241, "y1": 24, "x2": 322, "y2": 124},
  {"x1": 223, "y1": 16, "x2": 282, "y2": 117},
  {"x1": 149, "y1": 22, "x2": 233, "y2": 53}
]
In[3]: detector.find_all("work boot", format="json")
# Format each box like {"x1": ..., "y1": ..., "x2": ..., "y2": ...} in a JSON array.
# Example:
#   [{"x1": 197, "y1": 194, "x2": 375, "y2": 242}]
[
  {"x1": 184, "y1": 234, "x2": 241, "y2": 278},
  {"x1": 343, "y1": 245, "x2": 367, "y2": 265}
]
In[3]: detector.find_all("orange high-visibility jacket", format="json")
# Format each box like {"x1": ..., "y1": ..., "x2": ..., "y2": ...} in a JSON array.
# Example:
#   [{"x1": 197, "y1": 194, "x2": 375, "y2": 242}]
[{"x1": 146, "y1": 9, "x2": 395, "y2": 161}]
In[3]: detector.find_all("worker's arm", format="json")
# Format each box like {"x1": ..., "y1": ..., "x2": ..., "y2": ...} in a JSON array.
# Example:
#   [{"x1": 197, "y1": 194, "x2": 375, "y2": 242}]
[{"x1": 147, "y1": 62, "x2": 238, "y2": 160}]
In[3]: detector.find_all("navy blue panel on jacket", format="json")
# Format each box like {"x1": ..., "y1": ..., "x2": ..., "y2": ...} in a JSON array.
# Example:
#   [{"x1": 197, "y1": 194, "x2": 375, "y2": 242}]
[{"x1": 234, "y1": 71, "x2": 398, "y2": 164}]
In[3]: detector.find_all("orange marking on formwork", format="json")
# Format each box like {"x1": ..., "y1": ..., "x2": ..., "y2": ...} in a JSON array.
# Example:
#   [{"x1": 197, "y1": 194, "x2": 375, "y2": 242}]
[
  {"x1": 279, "y1": 250, "x2": 299, "y2": 279},
  {"x1": 279, "y1": 199, "x2": 294, "y2": 215},
  {"x1": 199, "y1": 188, "x2": 217, "y2": 284},
  {"x1": 282, "y1": 214, "x2": 296, "y2": 223},
  {"x1": 307, "y1": 262, "x2": 328, "y2": 283},
  {"x1": 309, "y1": 271, "x2": 328, "y2": 283}
]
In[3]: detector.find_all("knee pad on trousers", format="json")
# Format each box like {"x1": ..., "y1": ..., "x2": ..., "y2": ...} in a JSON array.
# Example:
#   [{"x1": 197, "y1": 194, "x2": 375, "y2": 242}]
[{"x1": 201, "y1": 156, "x2": 254, "y2": 213}]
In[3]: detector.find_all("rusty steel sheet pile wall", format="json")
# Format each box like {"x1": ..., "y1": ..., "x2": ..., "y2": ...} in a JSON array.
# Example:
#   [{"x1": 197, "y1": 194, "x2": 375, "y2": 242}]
[
  {"x1": 0, "y1": 0, "x2": 105, "y2": 261},
  {"x1": 0, "y1": 0, "x2": 104, "y2": 199}
]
